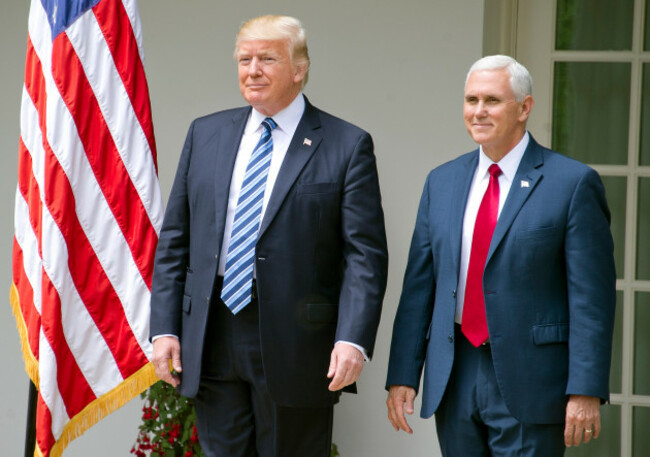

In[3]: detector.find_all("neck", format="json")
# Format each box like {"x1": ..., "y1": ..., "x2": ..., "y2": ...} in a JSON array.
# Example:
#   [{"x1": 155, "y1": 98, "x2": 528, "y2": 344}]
[{"x1": 481, "y1": 131, "x2": 526, "y2": 163}]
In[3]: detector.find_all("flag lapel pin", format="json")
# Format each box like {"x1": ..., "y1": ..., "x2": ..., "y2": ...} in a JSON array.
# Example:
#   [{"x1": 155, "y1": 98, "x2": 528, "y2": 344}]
[
  {"x1": 521, "y1": 180, "x2": 530, "y2": 188},
  {"x1": 303, "y1": 138, "x2": 312, "y2": 146}
]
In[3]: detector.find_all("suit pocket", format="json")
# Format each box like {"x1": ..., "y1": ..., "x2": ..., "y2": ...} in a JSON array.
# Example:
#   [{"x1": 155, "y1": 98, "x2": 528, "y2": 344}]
[
  {"x1": 182, "y1": 270, "x2": 193, "y2": 313},
  {"x1": 307, "y1": 303, "x2": 339, "y2": 323},
  {"x1": 182, "y1": 295, "x2": 191, "y2": 313},
  {"x1": 532, "y1": 323, "x2": 569, "y2": 345},
  {"x1": 516, "y1": 225, "x2": 559, "y2": 240},
  {"x1": 297, "y1": 182, "x2": 338, "y2": 195}
]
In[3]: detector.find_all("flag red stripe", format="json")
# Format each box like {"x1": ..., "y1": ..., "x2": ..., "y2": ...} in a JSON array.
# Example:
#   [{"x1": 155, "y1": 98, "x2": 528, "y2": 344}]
[
  {"x1": 24, "y1": 37, "x2": 149, "y2": 379},
  {"x1": 51, "y1": 33, "x2": 158, "y2": 288},
  {"x1": 18, "y1": 138, "x2": 44, "y2": 256},
  {"x1": 92, "y1": 0, "x2": 158, "y2": 169},
  {"x1": 36, "y1": 392, "x2": 56, "y2": 457},
  {"x1": 40, "y1": 274, "x2": 97, "y2": 417},
  {"x1": 12, "y1": 239, "x2": 41, "y2": 356}
]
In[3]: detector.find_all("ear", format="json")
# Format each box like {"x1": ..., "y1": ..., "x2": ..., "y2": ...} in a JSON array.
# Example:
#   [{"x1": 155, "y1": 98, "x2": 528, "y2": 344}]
[
  {"x1": 293, "y1": 63, "x2": 308, "y2": 84},
  {"x1": 519, "y1": 95, "x2": 534, "y2": 122}
]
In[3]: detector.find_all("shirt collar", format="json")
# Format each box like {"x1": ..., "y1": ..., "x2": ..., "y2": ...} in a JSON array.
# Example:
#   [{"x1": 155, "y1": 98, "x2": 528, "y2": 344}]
[
  {"x1": 247, "y1": 93, "x2": 305, "y2": 137},
  {"x1": 477, "y1": 131, "x2": 530, "y2": 182}
]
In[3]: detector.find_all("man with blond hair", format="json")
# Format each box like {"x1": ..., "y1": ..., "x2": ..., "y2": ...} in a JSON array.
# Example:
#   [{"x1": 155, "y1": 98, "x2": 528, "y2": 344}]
[
  {"x1": 386, "y1": 55, "x2": 615, "y2": 455},
  {"x1": 150, "y1": 15, "x2": 388, "y2": 457}
]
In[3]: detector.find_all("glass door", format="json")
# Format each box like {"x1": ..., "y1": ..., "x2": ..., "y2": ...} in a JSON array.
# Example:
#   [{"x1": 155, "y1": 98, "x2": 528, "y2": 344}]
[{"x1": 516, "y1": 1, "x2": 650, "y2": 456}]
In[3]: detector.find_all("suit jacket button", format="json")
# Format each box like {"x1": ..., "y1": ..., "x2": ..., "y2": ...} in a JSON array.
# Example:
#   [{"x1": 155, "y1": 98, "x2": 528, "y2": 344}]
[
  {"x1": 206, "y1": 297, "x2": 210, "y2": 304},
  {"x1": 452, "y1": 290, "x2": 457, "y2": 298},
  {"x1": 448, "y1": 335, "x2": 454, "y2": 343}
]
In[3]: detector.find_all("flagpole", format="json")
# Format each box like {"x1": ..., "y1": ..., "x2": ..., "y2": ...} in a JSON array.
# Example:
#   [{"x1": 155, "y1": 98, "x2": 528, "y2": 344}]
[{"x1": 24, "y1": 380, "x2": 37, "y2": 457}]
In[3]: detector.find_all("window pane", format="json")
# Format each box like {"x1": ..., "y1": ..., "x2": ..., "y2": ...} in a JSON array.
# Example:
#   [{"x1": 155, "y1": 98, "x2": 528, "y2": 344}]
[
  {"x1": 566, "y1": 404, "x2": 621, "y2": 457},
  {"x1": 556, "y1": 0, "x2": 633, "y2": 50},
  {"x1": 633, "y1": 407, "x2": 650, "y2": 457},
  {"x1": 634, "y1": 292, "x2": 650, "y2": 395},
  {"x1": 646, "y1": 0, "x2": 650, "y2": 50},
  {"x1": 552, "y1": 62, "x2": 630, "y2": 165},
  {"x1": 610, "y1": 292, "x2": 623, "y2": 394},
  {"x1": 638, "y1": 179, "x2": 650, "y2": 280},
  {"x1": 601, "y1": 177, "x2": 626, "y2": 279},
  {"x1": 640, "y1": 64, "x2": 650, "y2": 165}
]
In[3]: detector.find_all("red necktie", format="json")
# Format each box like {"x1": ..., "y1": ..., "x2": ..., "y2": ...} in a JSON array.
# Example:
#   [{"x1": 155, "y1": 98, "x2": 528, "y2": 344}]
[{"x1": 462, "y1": 164, "x2": 502, "y2": 347}]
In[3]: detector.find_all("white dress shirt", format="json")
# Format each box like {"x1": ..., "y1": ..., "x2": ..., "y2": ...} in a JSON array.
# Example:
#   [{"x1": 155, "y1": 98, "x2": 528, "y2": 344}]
[
  {"x1": 455, "y1": 132, "x2": 530, "y2": 324},
  {"x1": 218, "y1": 94, "x2": 305, "y2": 275}
]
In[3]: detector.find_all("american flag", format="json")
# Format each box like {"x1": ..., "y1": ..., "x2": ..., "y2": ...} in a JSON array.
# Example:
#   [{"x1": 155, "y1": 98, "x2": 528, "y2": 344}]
[{"x1": 10, "y1": 0, "x2": 163, "y2": 455}]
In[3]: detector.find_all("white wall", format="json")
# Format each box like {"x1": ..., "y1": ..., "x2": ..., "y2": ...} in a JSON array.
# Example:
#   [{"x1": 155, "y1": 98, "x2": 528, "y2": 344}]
[{"x1": 0, "y1": 1, "x2": 483, "y2": 455}]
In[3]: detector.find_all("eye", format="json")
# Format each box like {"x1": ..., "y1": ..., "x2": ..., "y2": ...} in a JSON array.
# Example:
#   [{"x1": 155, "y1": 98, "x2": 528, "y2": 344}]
[
  {"x1": 239, "y1": 57, "x2": 251, "y2": 65},
  {"x1": 465, "y1": 96, "x2": 478, "y2": 104},
  {"x1": 486, "y1": 96, "x2": 500, "y2": 104}
]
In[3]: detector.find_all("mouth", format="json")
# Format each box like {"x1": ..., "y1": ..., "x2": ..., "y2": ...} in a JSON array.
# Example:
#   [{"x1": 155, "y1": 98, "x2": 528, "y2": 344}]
[{"x1": 246, "y1": 83, "x2": 268, "y2": 90}]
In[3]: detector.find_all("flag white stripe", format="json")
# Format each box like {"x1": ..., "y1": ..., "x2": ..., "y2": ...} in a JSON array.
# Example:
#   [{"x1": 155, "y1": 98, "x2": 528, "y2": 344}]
[
  {"x1": 120, "y1": 0, "x2": 145, "y2": 63},
  {"x1": 13, "y1": 191, "x2": 43, "y2": 315},
  {"x1": 38, "y1": 331, "x2": 70, "y2": 440},
  {"x1": 65, "y1": 10, "x2": 163, "y2": 231}
]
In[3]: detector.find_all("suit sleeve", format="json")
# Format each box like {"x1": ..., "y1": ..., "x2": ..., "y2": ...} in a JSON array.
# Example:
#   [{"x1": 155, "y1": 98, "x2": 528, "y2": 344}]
[
  {"x1": 386, "y1": 175, "x2": 436, "y2": 392},
  {"x1": 564, "y1": 168, "x2": 617, "y2": 401},
  {"x1": 334, "y1": 132, "x2": 389, "y2": 359},
  {"x1": 149, "y1": 121, "x2": 195, "y2": 339}
]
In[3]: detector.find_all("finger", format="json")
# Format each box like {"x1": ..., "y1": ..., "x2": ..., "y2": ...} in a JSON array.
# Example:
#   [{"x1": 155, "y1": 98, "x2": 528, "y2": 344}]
[
  {"x1": 564, "y1": 423, "x2": 576, "y2": 447},
  {"x1": 593, "y1": 414, "x2": 602, "y2": 439},
  {"x1": 583, "y1": 427, "x2": 593, "y2": 444},
  {"x1": 404, "y1": 392, "x2": 415, "y2": 415},
  {"x1": 328, "y1": 365, "x2": 345, "y2": 391},
  {"x1": 386, "y1": 397, "x2": 400, "y2": 431},
  {"x1": 171, "y1": 344, "x2": 182, "y2": 373},
  {"x1": 327, "y1": 351, "x2": 337, "y2": 379},
  {"x1": 393, "y1": 395, "x2": 413, "y2": 433}
]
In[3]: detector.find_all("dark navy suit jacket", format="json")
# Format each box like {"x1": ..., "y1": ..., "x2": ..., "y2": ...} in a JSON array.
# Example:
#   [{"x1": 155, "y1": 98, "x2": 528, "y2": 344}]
[
  {"x1": 150, "y1": 97, "x2": 388, "y2": 408},
  {"x1": 387, "y1": 137, "x2": 616, "y2": 424}
]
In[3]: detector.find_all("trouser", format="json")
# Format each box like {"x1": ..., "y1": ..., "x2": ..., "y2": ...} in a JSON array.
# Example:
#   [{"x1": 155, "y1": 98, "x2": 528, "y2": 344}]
[
  {"x1": 435, "y1": 325, "x2": 565, "y2": 457},
  {"x1": 194, "y1": 278, "x2": 333, "y2": 457}
]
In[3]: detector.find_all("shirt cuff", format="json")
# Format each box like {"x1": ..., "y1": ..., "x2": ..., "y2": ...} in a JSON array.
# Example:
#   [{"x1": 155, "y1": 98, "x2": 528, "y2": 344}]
[
  {"x1": 335, "y1": 340, "x2": 369, "y2": 361},
  {"x1": 152, "y1": 334, "x2": 179, "y2": 343}
]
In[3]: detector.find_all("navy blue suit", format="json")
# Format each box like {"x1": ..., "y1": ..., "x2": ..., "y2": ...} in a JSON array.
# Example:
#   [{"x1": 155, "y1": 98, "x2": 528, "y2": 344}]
[
  {"x1": 387, "y1": 137, "x2": 616, "y2": 427},
  {"x1": 150, "y1": 97, "x2": 388, "y2": 410}
]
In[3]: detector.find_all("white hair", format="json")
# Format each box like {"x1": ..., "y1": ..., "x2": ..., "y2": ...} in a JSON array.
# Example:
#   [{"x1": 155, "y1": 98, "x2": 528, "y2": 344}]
[{"x1": 466, "y1": 55, "x2": 532, "y2": 102}]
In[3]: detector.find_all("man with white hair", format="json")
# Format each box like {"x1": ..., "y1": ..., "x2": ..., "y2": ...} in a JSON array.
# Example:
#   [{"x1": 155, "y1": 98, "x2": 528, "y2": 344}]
[
  {"x1": 386, "y1": 55, "x2": 615, "y2": 455},
  {"x1": 150, "y1": 15, "x2": 388, "y2": 457}
]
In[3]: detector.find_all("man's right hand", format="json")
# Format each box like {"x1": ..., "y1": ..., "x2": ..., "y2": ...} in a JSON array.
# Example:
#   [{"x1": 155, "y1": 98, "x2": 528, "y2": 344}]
[
  {"x1": 152, "y1": 336, "x2": 182, "y2": 387},
  {"x1": 386, "y1": 385, "x2": 417, "y2": 434}
]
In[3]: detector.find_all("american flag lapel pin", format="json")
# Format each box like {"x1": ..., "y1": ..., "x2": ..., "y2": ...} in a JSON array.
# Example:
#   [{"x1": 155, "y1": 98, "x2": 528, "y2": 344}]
[
  {"x1": 303, "y1": 138, "x2": 312, "y2": 146},
  {"x1": 521, "y1": 180, "x2": 530, "y2": 188}
]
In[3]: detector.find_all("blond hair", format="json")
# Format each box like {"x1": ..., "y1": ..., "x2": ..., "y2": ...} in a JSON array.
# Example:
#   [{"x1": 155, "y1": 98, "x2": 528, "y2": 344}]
[{"x1": 235, "y1": 15, "x2": 310, "y2": 87}]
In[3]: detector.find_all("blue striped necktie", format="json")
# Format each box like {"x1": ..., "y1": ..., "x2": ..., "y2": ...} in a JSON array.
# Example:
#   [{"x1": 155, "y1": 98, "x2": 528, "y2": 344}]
[{"x1": 221, "y1": 117, "x2": 277, "y2": 313}]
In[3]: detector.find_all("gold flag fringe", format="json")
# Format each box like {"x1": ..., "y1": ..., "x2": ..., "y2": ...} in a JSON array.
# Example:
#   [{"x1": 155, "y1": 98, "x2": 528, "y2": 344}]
[
  {"x1": 11, "y1": 282, "x2": 160, "y2": 457},
  {"x1": 10, "y1": 283, "x2": 40, "y2": 387},
  {"x1": 47, "y1": 363, "x2": 158, "y2": 457}
]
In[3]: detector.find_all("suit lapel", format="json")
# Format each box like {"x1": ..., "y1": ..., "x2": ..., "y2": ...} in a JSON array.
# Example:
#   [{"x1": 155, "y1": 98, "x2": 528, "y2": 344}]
[
  {"x1": 487, "y1": 138, "x2": 544, "y2": 262},
  {"x1": 449, "y1": 152, "x2": 479, "y2": 277},
  {"x1": 258, "y1": 101, "x2": 321, "y2": 238},
  {"x1": 214, "y1": 107, "x2": 250, "y2": 247}
]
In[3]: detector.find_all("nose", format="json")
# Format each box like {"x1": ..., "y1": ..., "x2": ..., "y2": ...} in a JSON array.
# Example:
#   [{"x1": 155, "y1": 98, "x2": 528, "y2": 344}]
[
  {"x1": 475, "y1": 100, "x2": 488, "y2": 118},
  {"x1": 249, "y1": 57, "x2": 262, "y2": 76}
]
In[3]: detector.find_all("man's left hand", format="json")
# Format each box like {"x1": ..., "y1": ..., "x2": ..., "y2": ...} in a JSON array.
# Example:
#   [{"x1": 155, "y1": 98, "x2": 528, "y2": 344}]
[
  {"x1": 565, "y1": 395, "x2": 601, "y2": 447},
  {"x1": 327, "y1": 343, "x2": 364, "y2": 391}
]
